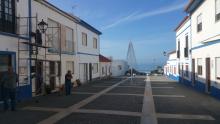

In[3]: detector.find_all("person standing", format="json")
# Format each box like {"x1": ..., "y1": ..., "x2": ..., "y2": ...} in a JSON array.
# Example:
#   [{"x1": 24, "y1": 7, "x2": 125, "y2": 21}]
[
  {"x1": 65, "y1": 70, "x2": 72, "y2": 95},
  {"x1": 1, "y1": 67, "x2": 17, "y2": 111}
]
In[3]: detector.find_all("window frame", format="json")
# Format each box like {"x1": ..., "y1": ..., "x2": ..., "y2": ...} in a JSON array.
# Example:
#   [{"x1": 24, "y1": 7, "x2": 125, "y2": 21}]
[
  {"x1": 216, "y1": 0, "x2": 220, "y2": 21},
  {"x1": 92, "y1": 63, "x2": 98, "y2": 74},
  {"x1": 197, "y1": 58, "x2": 203, "y2": 75},
  {"x1": 65, "y1": 26, "x2": 74, "y2": 52},
  {"x1": 0, "y1": 0, "x2": 16, "y2": 34},
  {"x1": 82, "y1": 32, "x2": 87, "y2": 46},
  {"x1": 93, "y1": 37, "x2": 98, "y2": 49},
  {"x1": 197, "y1": 14, "x2": 202, "y2": 32}
]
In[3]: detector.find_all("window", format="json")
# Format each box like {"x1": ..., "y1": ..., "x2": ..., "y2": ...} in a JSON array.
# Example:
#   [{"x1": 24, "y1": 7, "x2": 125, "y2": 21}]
[
  {"x1": 197, "y1": 58, "x2": 203, "y2": 75},
  {"x1": 185, "y1": 35, "x2": 189, "y2": 57},
  {"x1": 216, "y1": 58, "x2": 220, "y2": 79},
  {"x1": 0, "y1": 0, "x2": 16, "y2": 33},
  {"x1": 177, "y1": 40, "x2": 180, "y2": 58},
  {"x1": 82, "y1": 32, "x2": 87, "y2": 46},
  {"x1": 93, "y1": 63, "x2": 98, "y2": 74},
  {"x1": 93, "y1": 37, "x2": 97, "y2": 49},
  {"x1": 197, "y1": 14, "x2": 202, "y2": 32},
  {"x1": 47, "y1": 19, "x2": 60, "y2": 51},
  {"x1": 102, "y1": 67, "x2": 104, "y2": 75},
  {"x1": 65, "y1": 27, "x2": 74, "y2": 52},
  {"x1": 216, "y1": 0, "x2": 220, "y2": 21},
  {"x1": 66, "y1": 61, "x2": 74, "y2": 74}
]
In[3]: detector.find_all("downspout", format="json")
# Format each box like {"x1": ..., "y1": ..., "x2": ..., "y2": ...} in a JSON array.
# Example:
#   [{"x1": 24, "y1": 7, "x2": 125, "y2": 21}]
[{"x1": 28, "y1": 0, "x2": 32, "y2": 95}]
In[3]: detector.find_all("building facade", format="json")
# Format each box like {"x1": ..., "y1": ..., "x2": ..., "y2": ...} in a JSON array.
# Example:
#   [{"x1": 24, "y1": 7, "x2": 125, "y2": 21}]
[
  {"x1": 175, "y1": 16, "x2": 192, "y2": 85},
  {"x1": 76, "y1": 20, "x2": 101, "y2": 83},
  {"x1": 99, "y1": 54, "x2": 112, "y2": 79},
  {"x1": 164, "y1": 51, "x2": 179, "y2": 81},
  {"x1": 185, "y1": 0, "x2": 220, "y2": 98},
  {"x1": 0, "y1": 0, "x2": 101, "y2": 101}
]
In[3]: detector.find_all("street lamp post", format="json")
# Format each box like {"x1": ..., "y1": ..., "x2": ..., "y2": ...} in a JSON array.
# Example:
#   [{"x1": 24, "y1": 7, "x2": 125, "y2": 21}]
[{"x1": 37, "y1": 19, "x2": 48, "y2": 95}]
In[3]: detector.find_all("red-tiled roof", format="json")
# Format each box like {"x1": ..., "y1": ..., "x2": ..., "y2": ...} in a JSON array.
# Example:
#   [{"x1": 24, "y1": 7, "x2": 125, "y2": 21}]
[
  {"x1": 174, "y1": 16, "x2": 190, "y2": 32},
  {"x1": 99, "y1": 54, "x2": 111, "y2": 62}
]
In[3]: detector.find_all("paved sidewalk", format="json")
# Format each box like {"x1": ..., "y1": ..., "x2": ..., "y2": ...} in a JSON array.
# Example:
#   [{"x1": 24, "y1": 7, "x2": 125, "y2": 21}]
[
  {"x1": 151, "y1": 75, "x2": 220, "y2": 124},
  {"x1": 1, "y1": 76, "x2": 220, "y2": 124}
]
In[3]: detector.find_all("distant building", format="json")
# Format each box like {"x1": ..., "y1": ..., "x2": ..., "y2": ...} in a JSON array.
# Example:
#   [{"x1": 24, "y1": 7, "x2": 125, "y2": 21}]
[
  {"x1": 99, "y1": 54, "x2": 112, "y2": 79},
  {"x1": 164, "y1": 51, "x2": 179, "y2": 81},
  {"x1": 111, "y1": 60, "x2": 129, "y2": 77},
  {"x1": 175, "y1": 16, "x2": 192, "y2": 85}
]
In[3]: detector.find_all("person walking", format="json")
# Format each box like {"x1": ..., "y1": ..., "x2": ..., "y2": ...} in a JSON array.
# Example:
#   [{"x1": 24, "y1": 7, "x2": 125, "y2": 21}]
[
  {"x1": 65, "y1": 70, "x2": 72, "y2": 95},
  {"x1": 1, "y1": 67, "x2": 17, "y2": 111}
]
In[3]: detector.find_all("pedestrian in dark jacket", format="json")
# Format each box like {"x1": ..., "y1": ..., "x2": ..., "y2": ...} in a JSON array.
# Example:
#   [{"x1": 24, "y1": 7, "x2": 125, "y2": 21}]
[
  {"x1": 65, "y1": 70, "x2": 72, "y2": 95},
  {"x1": 1, "y1": 67, "x2": 17, "y2": 111}
]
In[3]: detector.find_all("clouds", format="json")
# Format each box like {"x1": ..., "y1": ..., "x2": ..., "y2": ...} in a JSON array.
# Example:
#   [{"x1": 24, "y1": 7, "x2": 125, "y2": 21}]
[{"x1": 101, "y1": 1, "x2": 187, "y2": 30}]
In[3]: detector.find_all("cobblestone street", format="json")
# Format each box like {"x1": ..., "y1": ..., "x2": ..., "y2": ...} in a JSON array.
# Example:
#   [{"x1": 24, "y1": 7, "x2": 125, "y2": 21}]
[{"x1": 1, "y1": 76, "x2": 220, "y2": 124}]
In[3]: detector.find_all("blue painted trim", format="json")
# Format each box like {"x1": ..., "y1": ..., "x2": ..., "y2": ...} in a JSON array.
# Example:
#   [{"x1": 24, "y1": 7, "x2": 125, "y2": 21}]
[
  {"x1": 167, "y1": 74, "x2": 179, "y2": 81},
  {"x1": 77, "y1": 52, "x2": 99, "y2": 56},
  {"x1": 0, "y1": 32, "x2": 29, "y2": 40},
  {"x1": 191, "y1": 39, "x2": 220, "y2": 51},
  {"x1": 176, "y1": 25, "x2": 191, "y2": 38},
  {"x1": 211, "y1": 86, "x2": 220, "y2": 99}
]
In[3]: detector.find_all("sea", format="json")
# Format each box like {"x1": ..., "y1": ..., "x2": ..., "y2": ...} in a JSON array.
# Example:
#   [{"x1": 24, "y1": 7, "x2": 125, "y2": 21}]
[{"x1": 134, "y1": 64, "x2": 160, "y2": 73}]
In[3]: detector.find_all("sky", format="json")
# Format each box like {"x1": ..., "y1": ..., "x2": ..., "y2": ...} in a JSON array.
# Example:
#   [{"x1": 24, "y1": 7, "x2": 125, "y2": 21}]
[{"x1": 48, "y1": 0, "x2": 188, "y2": 69}]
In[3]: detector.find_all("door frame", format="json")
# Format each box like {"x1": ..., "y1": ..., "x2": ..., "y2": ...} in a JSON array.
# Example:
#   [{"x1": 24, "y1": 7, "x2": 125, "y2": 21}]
[
  {"x1": 89, "y1": 63, "x2": 92, "y2": 81},
  {"x1": 206, "y1": 58, "x2": 211, "y2": 93},
  {"x1": 192, "y1": 59, "x2": 196, "y2": 85}
]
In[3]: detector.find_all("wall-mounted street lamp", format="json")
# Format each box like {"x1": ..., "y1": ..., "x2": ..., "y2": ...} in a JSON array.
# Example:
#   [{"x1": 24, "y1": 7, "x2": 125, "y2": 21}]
[{"x1": 38, "y1": 19, "x2": 48, "y2": 33}]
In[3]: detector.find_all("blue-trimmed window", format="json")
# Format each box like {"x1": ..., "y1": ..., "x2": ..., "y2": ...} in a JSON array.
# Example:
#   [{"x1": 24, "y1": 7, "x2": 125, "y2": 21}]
[{"x1": 0, "y1": 0, "x2": 16, "y2": 34}]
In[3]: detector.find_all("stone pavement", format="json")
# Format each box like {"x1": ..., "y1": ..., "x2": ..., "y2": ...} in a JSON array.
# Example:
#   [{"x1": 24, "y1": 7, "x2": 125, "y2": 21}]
[{"x1": 0, "y1": 76, "x2": 220, "y2": 124}]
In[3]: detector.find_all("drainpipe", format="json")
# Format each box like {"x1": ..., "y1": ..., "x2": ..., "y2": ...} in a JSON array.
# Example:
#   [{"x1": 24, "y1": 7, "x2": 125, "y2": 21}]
[{"x1": 28, "y1": 0, "x2": 32, "y2": 95}]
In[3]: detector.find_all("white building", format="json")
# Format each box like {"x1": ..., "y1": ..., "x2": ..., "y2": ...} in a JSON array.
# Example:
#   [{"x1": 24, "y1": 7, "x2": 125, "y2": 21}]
[
  {"x1": 185, "y1": 0, "x2": 220, "y2": 99},
  {"x1": 111, "y1": 60, "x2": 129, "y2": 77},
  {"x1": 164, "y1": 51, "x2": 179, "y2": 81},
  {"x1": 175, "y1": 16, "x2": 192, "y2": 85},
  {"x1": 76, "y1": 20, "x2": 101, "y2": 83},
  {"x1": 99, "y1": 54, "x2": 112, "y2": 79},
  {"x1": 0, "y1": 0, "x2": 101, "y2": 101}
]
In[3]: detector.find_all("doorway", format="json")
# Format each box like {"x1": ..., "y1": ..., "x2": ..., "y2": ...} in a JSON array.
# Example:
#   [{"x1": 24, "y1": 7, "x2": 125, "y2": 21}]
[
  {"x1": 206, "y1": 58, "x2": 211, "y2": 93},
  {"x1": 49, "y1": 61, "x2": 56, "y2": 90},
  {"x1": 35, "y1": 61, "x2": 43, "y2": 95},
  {"x1": 89, "y1": 63, "x2": 92, "y2": 81},
  {"x1": 79, "y1": 63, "x2": 88, "y2": 83},
  {"x1": 192, "y1": 59, "x2": 196, "y2": 85}
]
